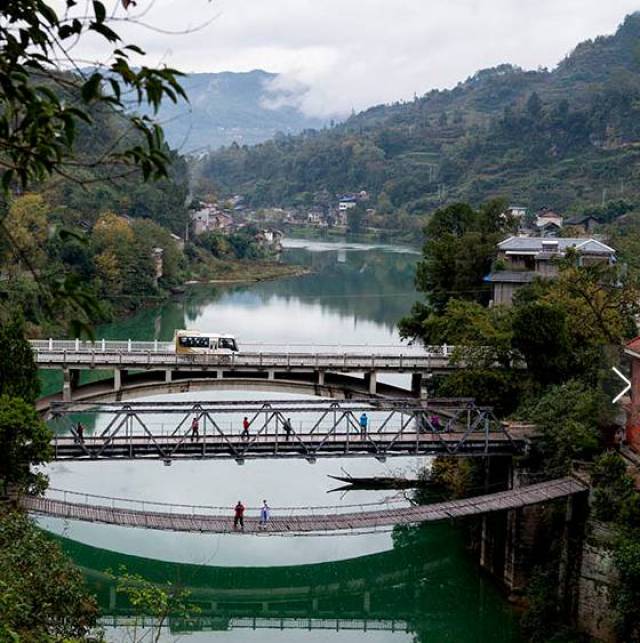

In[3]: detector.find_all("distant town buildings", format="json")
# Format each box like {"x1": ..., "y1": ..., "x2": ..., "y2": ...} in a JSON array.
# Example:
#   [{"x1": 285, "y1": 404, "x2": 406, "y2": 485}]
[{"x1": 486, "y1": 236, "x2": 616, "y2": 306}]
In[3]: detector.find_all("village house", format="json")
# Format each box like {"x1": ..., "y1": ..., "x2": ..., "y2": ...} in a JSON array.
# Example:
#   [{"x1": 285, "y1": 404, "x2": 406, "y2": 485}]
[
  {"x1": 535, "y1": 208, "x2": 564, "y2": 232},
  {"x1": 485, "y1": 236, "x2": 616, "y2": 306},
  {"x1": 338, "y1": 197, "x2": 358, "y2": 213},
  {"x1": 503, "y1": 205, "x2": 527, "y2": 220},
  {"x1": 192, "y1": 203, "x2": 234, "y2": 235}
]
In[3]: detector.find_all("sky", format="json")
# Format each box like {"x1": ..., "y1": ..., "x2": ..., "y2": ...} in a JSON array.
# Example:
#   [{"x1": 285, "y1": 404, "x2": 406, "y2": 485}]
[{"x1": 68, "y1": 0, "x2": 640, "y2": 117}]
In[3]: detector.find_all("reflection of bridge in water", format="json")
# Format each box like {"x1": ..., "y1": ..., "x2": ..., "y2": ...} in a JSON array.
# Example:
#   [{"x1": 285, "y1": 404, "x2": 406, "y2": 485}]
[
  {"x1": 99, "y1": 615, "x2": 409, "y2": 633},
  {"x1": 52, "y1": 522, "x2": 522, "y2": 640}
]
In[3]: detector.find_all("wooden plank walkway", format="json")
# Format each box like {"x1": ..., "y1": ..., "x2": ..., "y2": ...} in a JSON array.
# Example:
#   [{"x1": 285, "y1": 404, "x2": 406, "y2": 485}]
[{"x1": 22, "y1": 477, "x2": 587, "y2": 535}]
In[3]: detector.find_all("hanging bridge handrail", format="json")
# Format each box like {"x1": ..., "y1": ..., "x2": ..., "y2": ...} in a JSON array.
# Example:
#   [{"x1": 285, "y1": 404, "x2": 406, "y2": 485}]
[{"x1": 44, "y1": 486, "x2": 411, "y2": 515}]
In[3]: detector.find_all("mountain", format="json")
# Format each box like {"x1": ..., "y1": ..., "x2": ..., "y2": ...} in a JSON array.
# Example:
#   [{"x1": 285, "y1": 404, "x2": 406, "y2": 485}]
[
  {"x1": 201, "y1": 13, "x2": 640, "y2": 219},
  {"x1": 151, "y1": 70, "x2": 327, "y2": 152}
]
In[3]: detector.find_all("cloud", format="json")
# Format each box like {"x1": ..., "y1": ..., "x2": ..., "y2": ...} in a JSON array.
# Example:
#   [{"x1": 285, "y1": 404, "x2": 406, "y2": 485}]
[{"x1": 60, "y1": 0, "x2": 640, "y2": 117}]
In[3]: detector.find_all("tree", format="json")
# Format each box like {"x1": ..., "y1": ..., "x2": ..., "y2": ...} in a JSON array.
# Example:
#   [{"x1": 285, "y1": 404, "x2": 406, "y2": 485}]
[
  {"x1": 0, "y1": 194, "x2": 49, "y2": 275},
  {"x1": 512, "y1": 302, "x2": 573, "y2": 384},
  {"x1": 526, "y1": 92, "x2": 543, "y2": 120},
  {"x1": 0, "y1": 396, "x2": 52, "y2": 496},
  {"x1": 400, "y1": 200, "x2": 508, "y2": 336},
  {"x1": 0, "y1": 1, "x2": 186, "y2": 191},
  {"x1": 347, "y1": 204, "x2": 366, "y2": 233},
  {"x1": 0, "y1": 511, "x2": 99, "y2": 641},
  {"x1": 0, "y1": 314, "x2": 39, "y2": 404},
  {"x1": 110, "y1": 567, "x2": 198, "y2": 643}
]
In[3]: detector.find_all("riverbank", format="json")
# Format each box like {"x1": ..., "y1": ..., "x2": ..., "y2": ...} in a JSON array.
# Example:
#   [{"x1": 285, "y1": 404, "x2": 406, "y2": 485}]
[{"x1": 187, "y1": 258, "x2": 311, "y2": 284}]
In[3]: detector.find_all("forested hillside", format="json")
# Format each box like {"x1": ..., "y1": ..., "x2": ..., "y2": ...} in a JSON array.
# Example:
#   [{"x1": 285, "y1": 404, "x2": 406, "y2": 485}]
[
  {"x1": 202, "y1": 13, "x2": 640, "y2": 218},
  {"x1": 0, "y1": 99, "x2": 191, "y2": 336}
]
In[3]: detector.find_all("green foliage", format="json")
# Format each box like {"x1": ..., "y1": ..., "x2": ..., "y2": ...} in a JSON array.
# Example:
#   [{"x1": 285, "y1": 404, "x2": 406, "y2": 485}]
[
  {"x1": 347, "y1": 203, "x2": 366, "y2": 233},
  {"x1": 591, "y1": 452, "x2": 639, "y2": 525},
  {"x1": 612, "y1": 531, "x2": 640, "y2": 641},
  {"x1": 0, "y1": 395, "x2": 52, "y2": 496},
  {"x1": 429, "y1": 458, "x2": 475, "y2": 498},
  {"x1": 0, "y1": 314, "x2": 39, "y2": 404},
  {"x1": 110, "y1": 567, "x2": 199, "y2": 643},
  {"x1": 521, "y1": 565, "x2": 586, "y2": 643},
  {"x1": 512, "y1": 302, "x2": 573, "y2": 384},
  {"x1": 0, "y1": 512, "x2": 98, "y2": 641},
  {"x1": 436, "y1": 369, "x2": 523, "y2": 417},
  {"x1": 198, "y1": 226, "x2": 271, "y2": 261},
  {"x1": 399, "y1": 200, "x2": 509, "y2": 340},
  {"x1": 201, "y1": 15, "x2": 640, "y2": 221},
  {"x1": 522, "y1": 380, "x2": 606, "y2": 472},
  {"x1": 0, "y1": 0, "x2": 186, "y2": 190}
]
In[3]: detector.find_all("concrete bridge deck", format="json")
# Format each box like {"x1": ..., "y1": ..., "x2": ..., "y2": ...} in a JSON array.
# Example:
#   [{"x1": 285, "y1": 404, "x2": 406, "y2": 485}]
[
  {"x1": 31, "y1": 339, "x2": 458, "y2": 400},
  {"x1": 23, "y1": 477, "x2": 587, "y2": 535}
]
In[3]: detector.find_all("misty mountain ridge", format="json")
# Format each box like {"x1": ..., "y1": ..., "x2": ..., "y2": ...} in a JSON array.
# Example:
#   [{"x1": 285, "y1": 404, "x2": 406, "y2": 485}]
[
  {"x1": 154, "y1": 69, "x2": 327, "y2": 152},
  {"x1": 201, "y1": 12, "x2": 640, "y2": 218}
]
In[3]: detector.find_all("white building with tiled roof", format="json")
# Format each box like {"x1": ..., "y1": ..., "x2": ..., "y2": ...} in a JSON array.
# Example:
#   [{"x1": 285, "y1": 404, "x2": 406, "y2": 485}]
[{"x1": 485, "y1": 236, "x2": 616, "y2": 306}]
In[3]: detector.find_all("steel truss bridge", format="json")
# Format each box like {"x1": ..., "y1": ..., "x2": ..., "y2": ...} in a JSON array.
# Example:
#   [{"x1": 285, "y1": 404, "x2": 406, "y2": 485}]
[
  {"x1": 23, "y1": 477, "x2": 586, "y2": 535},
  {"x1": 46, "y1": 398, "x2": 529, "y2": 462},
  {"x1": 30, "y1": 339, "x2": 459, "y2": 401}
]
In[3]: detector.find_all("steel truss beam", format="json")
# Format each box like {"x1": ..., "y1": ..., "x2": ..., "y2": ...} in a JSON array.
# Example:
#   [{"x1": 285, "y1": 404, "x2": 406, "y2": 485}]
[{"x1": 48, "y1": 398, "x2": 526, "y2": 461}]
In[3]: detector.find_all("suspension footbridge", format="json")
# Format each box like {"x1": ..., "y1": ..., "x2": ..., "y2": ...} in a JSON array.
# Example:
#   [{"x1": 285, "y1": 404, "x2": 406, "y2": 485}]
[{"x1": 23, "y1": 477, "x2": 587, "y2": 535}]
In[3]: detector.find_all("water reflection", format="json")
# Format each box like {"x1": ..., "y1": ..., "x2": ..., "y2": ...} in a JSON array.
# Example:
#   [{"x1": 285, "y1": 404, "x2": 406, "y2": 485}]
[{"x1": 54, "y1": 520, "x2": 520, "y2": 642}]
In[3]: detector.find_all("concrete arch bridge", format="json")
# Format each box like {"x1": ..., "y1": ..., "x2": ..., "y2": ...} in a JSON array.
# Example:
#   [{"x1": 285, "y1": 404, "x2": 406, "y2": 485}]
[{"x1": 31, "y1": 339, "x2": 459, "y2": 404}]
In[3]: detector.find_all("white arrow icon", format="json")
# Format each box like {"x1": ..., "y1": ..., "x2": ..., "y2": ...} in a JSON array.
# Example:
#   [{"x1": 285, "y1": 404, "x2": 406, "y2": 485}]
[{"x1": 612, "y1": 367, "x2": 631, "y2": 404}]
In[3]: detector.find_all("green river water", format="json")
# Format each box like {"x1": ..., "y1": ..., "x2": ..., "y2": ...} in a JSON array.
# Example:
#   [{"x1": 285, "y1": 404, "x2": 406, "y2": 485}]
[{"x1": 40, "y1": 237, "x2": 522, "y2": 642}]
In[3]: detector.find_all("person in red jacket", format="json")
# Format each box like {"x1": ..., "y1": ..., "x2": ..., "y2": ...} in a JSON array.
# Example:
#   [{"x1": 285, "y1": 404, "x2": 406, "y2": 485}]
[
  {"x1": 233, "y1": 501, "x2": 245, "y2": 530},
  {"x1": 241, "y1": 417, "x2": 250, "y2": 440}
]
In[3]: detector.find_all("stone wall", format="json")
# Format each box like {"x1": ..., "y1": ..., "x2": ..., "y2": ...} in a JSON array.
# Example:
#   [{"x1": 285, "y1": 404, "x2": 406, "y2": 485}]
[{"x1": 576, "y1": 521, "x2": 618, "y2": 642}]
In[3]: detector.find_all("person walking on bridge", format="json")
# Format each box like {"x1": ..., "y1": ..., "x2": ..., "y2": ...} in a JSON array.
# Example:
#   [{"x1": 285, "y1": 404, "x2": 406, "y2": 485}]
[
  {"x1": 359, "y1": 412, "x2": 368, "y2": 438},
  {"x1": 190, "y1": 416, "x2": 199, "y2": 442},
  {"x1": 233, "y1": 501, "x2": 245, "y2": 531},
  {"x1": 76, "y1": 422, "x2": 85, "y2": 443},
  {"x1": 259, "y1": 499, "x2": 270, "y2": 529},
  {"x1": 283, "y1": 417, "x2": 293, "y2": 442},
  {"x1": 241, "y1": 416, "x2": 250, "y2": 440}
]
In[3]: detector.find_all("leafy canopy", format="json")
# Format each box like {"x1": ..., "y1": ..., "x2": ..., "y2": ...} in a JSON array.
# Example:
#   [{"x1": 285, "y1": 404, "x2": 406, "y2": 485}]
[
  {"x1": 0, "y1": 395, "x2": 52, "y2": 495},
  {"x1": 0, "y1": 0, "x2": 187, "y2": 190},
  {"x1": 0, "y1": 512, "x2": 99, "y2": 642}
]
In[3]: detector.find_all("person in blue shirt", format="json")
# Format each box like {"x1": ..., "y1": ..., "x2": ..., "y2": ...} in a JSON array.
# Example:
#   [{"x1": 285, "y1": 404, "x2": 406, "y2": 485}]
[{"x1": 359, "y1": 412, "x2": 368, "y2": 437}]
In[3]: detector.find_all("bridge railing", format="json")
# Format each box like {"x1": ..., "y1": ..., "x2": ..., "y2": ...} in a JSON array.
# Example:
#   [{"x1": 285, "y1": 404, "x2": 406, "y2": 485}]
[
  {"x1": 32, "y1": 350, "x2": 453, "y2": 370},
  {"x1": 43, "y1": 486, "x2": 410, "y2": 518},
  {"x1": 30, "y1": 338, "x2": 454, "y2": 358}
]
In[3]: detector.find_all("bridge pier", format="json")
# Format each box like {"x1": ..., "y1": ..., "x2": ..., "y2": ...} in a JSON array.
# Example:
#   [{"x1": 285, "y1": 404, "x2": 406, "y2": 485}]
[
  {"x1": 165, "y1": 370, "x2": 172, "y2": 383},
  {"x1": 62, "y1": 369, "x2": 79, "y2": 402},
  {"x1": 317, "y1": 371, "x2": 325, "y2": 386},
  {"x1": 114, "y1": 368, "x2": 122, "y2": 392},
  {"x1": 411, "y1": 373, "x2": 421, "y2": 395},
  {"x1": 365, "y1": 371, "x2": 377, "y2": 395}
]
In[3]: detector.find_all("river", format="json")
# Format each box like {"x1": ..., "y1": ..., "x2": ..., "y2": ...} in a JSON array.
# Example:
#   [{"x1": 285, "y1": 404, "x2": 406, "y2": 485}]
[{"x1": 40, "y1": 237, "x2": 522, "y2": 642}]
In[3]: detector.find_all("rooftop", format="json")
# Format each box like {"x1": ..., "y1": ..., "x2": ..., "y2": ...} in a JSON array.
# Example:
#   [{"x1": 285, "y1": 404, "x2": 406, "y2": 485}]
[{"x1": 498, "y1": 236, "x2": 615, "y2": 255}]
